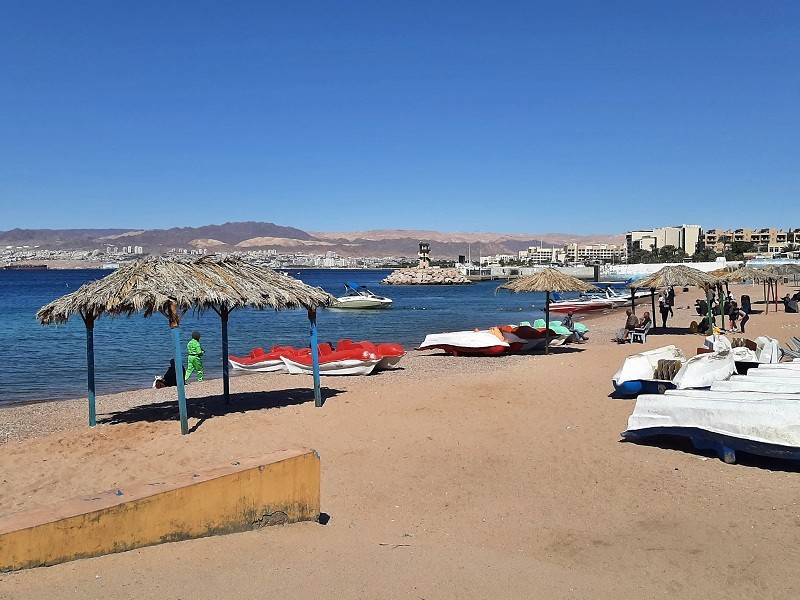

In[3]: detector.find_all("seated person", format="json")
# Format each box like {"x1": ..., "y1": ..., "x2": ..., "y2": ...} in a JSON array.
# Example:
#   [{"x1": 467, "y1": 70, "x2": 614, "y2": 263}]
[
  {"x1": 636, "y1": 311, "x2": 652, "y2": 331},
  {"x1": 154, "y1": 359, "x2": 183, "y2": 388},
  {"x1": 614, "y1": 309, "x2": 639, "y2": 343},
  {"x1": 696, "y1": 316, "x2": 711, "y2": 334},
  {"x1": 561, "y1": 312, "x2": 585, "y2": 342},
  {"x1": 694, "y1": 298, "x2": 708, "y2": 316},
  {"x1": 782, "y1": 294, "x2": 799, "y2": 314}
]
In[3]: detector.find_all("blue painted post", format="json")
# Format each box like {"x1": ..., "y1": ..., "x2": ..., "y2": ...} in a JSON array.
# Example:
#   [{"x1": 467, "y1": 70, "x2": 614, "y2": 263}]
[
  {"x1": 166, "y1": 301, "x2": 188, "y2": 434},
  {"x1": 308, "y1": 308, "x2": 322, "y2": 407},
  {"x1": 221, "y1": 306, "x2": 230, "y2": 404},
  {"x1": 85, "y1": 318, "x2": 96, "y2": 427},
  {"x1": 172, "y1": 327, "x2": 189, "y2": 434}
]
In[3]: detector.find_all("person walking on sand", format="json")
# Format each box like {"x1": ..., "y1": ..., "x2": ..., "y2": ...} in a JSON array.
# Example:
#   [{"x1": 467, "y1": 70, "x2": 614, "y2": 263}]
[
  {"x1": 659, "y1": 292, "x2": 670, "y2": 328},
  {"x1": 666, "y1": 286, "x2": 675, "y2": 316},
  {"x1": 185, "y1": 331, "x2": 204, "y2": 383}
]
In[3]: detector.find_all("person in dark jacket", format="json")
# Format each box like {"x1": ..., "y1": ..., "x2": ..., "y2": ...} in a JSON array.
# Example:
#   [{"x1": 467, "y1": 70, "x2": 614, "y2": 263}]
[{"x1": 659, "y1": 293, "x2": 670, "y2": 327}]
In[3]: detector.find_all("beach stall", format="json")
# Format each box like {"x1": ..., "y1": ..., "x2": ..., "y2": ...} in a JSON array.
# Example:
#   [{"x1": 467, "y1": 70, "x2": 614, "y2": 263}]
[
  {"x1": 496, "y1": 268, "x2": 600, "y2": 354},
  {"x1": 36, "y1": 255, "x2": 335, "y2": 434}
]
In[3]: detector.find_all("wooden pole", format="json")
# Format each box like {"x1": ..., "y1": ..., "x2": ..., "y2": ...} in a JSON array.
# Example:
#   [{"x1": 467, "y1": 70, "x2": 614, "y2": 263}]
[
  {"x1": 764, "y1": 281, "x2": 769, "y2": 314},
  {"x1": 221, "y1": 305, "x2": 230, "y2": 405},
  {"x1": 707, "y1": 285, "x2": 714, "y2": 335},
  {"x1": 630, "y1": 287, "x2": 635, "y2": 315},
  {"x1": 167, "y1": 301, "x2": 189, "y2": 435},
  {"x1": 308, "y1": 308, "x2": 322, "y2": 407},
  {"x1": 80, "y1": 311, "x2": 97, "y2": 427},
  {"x1": 544, "y1": 291, "x2": 551, "y2": 355},
  {"x1": 650, "y1": 288, "x2": 656, "y2": 330}
]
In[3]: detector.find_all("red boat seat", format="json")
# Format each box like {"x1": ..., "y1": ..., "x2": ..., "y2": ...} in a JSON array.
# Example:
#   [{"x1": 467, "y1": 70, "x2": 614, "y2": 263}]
[{"x1": 337, "y1": 339, "x2": 355, "y2": 351}]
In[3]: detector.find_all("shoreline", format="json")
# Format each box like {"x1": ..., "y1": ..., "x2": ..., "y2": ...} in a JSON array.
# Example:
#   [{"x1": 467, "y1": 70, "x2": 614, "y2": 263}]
[{"x1": 4, "y1": 283, "x2": 800, "y2": 598}]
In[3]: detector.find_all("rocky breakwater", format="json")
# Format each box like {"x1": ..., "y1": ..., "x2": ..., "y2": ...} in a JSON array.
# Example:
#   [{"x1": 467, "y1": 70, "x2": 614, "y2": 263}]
[{"x1": 381, "y1": 267, "x2": 472, "y2": 285}]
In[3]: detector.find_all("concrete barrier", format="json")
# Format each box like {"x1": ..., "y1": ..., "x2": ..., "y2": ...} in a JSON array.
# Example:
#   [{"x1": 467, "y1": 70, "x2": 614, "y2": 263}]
[{"x1": 0, "y1": 447, "x2": 320, "y2": 571}]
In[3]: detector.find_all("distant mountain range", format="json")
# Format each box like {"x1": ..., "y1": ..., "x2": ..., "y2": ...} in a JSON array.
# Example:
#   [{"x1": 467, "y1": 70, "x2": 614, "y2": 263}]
[{"x1": 0, "y1": 222, "x2": 624, "y2": 259}]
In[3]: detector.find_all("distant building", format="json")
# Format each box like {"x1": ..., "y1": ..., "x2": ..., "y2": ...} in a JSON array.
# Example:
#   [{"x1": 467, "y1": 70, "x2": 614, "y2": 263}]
[
  {"x1": 700, "y1": 228, "x2": 789, "y2": 254},
  {"x1": 523, "y1": 245, "x2": 564, "y2": 265},
  {"x1": 626, "y1": 225, "x2": 702, "y2": 256},
  {"x1": 563, "y1": 243, "x2": 626, "y2": 264}
]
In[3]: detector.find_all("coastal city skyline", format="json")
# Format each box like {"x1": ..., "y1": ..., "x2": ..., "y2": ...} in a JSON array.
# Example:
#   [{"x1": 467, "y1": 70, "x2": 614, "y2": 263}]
[{"x1": 2, "y1": 3, "x2": 798, "y2": 234}]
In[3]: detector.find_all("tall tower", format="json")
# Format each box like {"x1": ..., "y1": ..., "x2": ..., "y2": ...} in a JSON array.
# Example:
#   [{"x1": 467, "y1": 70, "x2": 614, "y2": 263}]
[{"x1": 418, "y1": 242, "x2": 430, "y2": 269}]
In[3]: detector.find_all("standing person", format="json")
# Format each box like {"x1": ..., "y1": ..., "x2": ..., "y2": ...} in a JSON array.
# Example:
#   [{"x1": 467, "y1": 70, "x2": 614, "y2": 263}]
[
  {"x1": 734, "y1": 302, "x2": 750, "y2": 333},
  {"x1": 658, "y1": 293, "x2": 670, "y2": 328},
  {"x1": 185, "y1": 331, "x2": 204, "y2": 383},
  {"x1": 666, "y1": 286, "x2": 675, "y2": 316},
  {"x1": 728, "y1": 301, "x2": 739, "y2": 332}
]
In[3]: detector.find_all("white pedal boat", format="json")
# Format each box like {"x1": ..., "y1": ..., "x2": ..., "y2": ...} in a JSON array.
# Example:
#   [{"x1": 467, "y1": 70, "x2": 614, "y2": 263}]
[{"x1": 280, "y1": 355, "x2": 381, "y2": 376}]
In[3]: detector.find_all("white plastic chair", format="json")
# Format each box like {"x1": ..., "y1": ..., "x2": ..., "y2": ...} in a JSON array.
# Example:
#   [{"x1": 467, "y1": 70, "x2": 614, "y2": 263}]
[{"x1": 629, "y1": 322, "x2": 651, "y2": 344}]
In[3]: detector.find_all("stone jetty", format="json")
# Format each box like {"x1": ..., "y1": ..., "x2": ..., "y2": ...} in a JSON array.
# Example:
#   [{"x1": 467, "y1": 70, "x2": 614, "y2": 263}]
[{"x1": 381, "y1": 267, "x2": 472, "y2": 285}]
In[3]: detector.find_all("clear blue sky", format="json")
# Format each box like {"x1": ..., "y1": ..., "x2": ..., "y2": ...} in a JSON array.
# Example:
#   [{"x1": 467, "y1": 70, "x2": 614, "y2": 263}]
[{"x1": 1, "y1": 1, "x2": 798, "y2": 235}]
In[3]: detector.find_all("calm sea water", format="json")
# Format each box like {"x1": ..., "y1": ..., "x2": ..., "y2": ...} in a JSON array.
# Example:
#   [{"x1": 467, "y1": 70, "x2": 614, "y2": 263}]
[{"x1": 0, "y1": 268, "x2": 555, "y2": 405}]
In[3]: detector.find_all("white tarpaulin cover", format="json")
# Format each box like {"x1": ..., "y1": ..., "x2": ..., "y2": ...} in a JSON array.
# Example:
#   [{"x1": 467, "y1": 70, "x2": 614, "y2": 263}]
[{"x1": 626, "y1": 393, "x2": 800, "y2": 447}]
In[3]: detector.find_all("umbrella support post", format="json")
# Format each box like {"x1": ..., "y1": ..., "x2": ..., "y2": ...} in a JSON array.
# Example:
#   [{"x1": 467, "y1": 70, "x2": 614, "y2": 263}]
[
  {"x1": 309, "y1": 309, "x2": 322, "y2": 407},
  {"x1": 83, "y1": 315, "x2": 97, "y2": 428},
  {"x1": 221, "y1": 306, "x2": 230, "y2": 405},
  {"x1": 650, "y1": 288, "x2": 656, "y2": 331},
  {"x1": 171, "y1": 327, "x2": 189, "y2": 435},
  {"x1": 545, "y1": 291, "x2": 550, "y2": 355}
]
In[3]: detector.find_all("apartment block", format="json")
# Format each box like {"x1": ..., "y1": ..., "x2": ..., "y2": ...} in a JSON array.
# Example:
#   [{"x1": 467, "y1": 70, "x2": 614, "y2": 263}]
[
  {"x1": 563, "y1": 243, "x2": 626, "y2": 264},
  {"x1": 700, "y1": 228, "x2": 790, "y2": 253},
  {"x1": 626, "y1": 225, "x2": 702, "y2": 256}
]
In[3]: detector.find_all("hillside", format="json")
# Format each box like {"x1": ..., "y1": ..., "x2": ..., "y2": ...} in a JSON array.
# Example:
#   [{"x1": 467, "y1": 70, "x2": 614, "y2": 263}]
[{"x1": 1, "y1": 222, "x2": 625, "y2": 259}]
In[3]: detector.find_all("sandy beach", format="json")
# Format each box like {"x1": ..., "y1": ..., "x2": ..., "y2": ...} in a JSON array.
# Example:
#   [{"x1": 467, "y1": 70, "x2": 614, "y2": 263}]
[{"x1": 3, "y1": 283, "x2": 800, "y2": 599}]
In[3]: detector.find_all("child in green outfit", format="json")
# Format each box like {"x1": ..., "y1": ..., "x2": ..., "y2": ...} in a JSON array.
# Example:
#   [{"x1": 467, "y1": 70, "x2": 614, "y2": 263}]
[{"x1": 185, "y1": 331, "x2": 204, "y2": 383}]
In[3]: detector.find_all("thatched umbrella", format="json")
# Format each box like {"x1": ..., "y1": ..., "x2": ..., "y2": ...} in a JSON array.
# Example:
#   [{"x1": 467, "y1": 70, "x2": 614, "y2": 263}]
[
  {"x1": 749, "y1": 265, "x2": 786, "y2": 313},
  {"x1": 718, "y1": 265, "x2": 774, "y2": 313},
  {"x1": 37, "y1": 255, "x2": 335, "y2": 434},
  {"x1": 630, "y1": 265, "x2": 719, "y2": 331},
  {"x1": 497, "y1": 268, "x2": 600, "y2": 354}
]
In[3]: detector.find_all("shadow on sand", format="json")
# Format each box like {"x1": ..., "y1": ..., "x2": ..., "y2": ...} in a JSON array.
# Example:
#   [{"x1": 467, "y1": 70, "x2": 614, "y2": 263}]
[
  {"x1": 97, "y1": 387, "x2": 344, "y2": 433},
  {"x1": 619, "y1": 435, "x2": 800, "y2": 474}
]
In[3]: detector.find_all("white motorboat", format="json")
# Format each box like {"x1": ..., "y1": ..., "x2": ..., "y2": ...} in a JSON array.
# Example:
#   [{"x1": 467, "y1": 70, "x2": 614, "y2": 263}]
[{"x1": 331, "y1": 282, "x2": 393, "y2": 309}]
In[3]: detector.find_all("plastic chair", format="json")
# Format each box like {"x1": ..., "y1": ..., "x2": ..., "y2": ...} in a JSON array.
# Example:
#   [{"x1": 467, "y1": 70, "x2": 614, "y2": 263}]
[{"x1": 629, "y1": 322, "x2": 651, "y2": 344}]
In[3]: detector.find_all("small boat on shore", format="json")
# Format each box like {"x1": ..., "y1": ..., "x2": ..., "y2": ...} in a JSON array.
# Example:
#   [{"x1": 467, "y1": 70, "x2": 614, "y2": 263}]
[
  {"x1": 612, "y1": 344, "x2": 736, "y2": 397},
  {"x1": 612, "y1": 345, "x2": 687, "y2": 396},
  {"x1": 281, "y1": 353, "x2": 382, "y2": 376},
  {"x1": 230, "y1": 339, "x2": 405, "y2": 375},
  {"x1": 228, "y1": 346, "x2": 298, "y2": 372},
  {"x1": 331, "y1": 282, "x2": 393, "y2": 309},
  {"x1": 623, "y1": 393, "x2": 800, "y2": 463},
  {"x1": 417, "y1": 329, "x2": 510, "y2": 356}
]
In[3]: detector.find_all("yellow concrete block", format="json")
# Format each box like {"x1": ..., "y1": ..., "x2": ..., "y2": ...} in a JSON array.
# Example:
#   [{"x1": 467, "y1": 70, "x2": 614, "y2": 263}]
[{"x1": 0, "y1": 447, "x2": 320, "y2": 571}]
